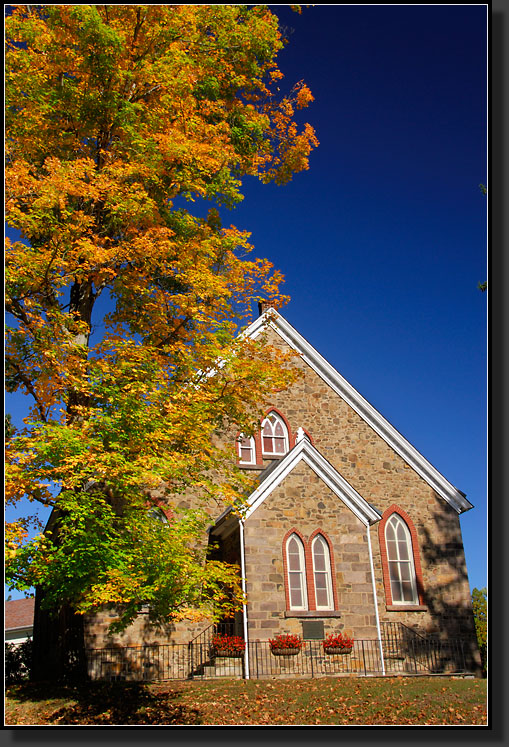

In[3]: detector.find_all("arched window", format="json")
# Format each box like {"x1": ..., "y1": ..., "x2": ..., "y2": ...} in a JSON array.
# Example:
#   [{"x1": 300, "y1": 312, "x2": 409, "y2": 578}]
[
  {"x1": 261, "y1": 411, "x2": 289, "y2": 456},
  {"x1": 237, "y1": 434, "x2": 256, "y2": 465},
  {"x1": 311, "y1": 534, "x2": 334, "y2": 610},
  {"x1": 147, "y1": 507, "x2": 169, "y2": 524},
  {"x1": 385, "y1": 514, "x2": 419, "y2": 604},
  {"x1": 286, "y1": 533, "x2": 308, "y2": 610}
]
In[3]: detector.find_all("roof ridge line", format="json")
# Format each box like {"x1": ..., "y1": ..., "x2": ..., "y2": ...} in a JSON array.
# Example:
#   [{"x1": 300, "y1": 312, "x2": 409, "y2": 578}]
[{"x1": 244, "y1": 310, "x2": 472, "y2": 515}]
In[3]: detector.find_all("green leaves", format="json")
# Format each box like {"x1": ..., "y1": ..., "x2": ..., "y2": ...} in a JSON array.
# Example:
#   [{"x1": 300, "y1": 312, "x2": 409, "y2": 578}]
[
  {"x1": 6, "y1": 488, "x2": 243, "y2": 632},
  {"x1": 472, "y1": 587, "x2": 487, "y2": 673}
]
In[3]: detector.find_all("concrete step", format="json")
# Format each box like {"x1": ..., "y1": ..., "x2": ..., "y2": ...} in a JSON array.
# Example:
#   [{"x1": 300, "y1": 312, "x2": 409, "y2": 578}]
[{"x1": 202, "y1": 664, "x2": 243, "y2": 676}]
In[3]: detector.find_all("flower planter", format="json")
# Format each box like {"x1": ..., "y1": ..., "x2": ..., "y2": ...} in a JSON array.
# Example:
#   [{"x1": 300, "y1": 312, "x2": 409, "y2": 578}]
[
  {"x1": 270, "y1": 647, "x2": 300, "y2": 656},
  {"x1": 212, "y1": 650, "x2": 244, "y2": 658},
  {"x1": 323, "y1": 646, "x2": 353, "y2": 656},
  {"x1": 210, "y1": 634, "x2": 245, "y2": 660}
]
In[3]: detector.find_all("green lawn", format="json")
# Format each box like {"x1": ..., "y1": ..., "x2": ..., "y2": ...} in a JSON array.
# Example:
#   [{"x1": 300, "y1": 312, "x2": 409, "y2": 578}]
[{"x1": 6, "y1": 676, "x2": 487, "y2": 726}]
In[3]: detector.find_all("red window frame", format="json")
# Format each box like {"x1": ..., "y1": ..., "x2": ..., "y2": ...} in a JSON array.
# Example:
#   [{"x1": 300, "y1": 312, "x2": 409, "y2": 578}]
[
  {"x1": 378, "y1": 505, "x2": 425, "y2": 607},
  {"x1": 236, "y1": 409, "x2": 297, "y2": 467},
  {"x1": 282, "y1": 528, "x2": 338, "y2": 612}
]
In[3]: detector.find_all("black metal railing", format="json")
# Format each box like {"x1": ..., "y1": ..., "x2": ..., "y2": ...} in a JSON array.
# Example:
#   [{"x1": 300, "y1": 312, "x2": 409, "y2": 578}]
[
  {"x1": 86, "y1": 643, "x2": 192, "y2": 682},
  {"x1": 380, "y1": 622, "x2": 468, "y2": 674},
  {"x1": 247, "y1": 639, "x2": 384, "y2": 679},
  {"x1": 187, "y1": 621, "x2": 237, "y2": 678},
  {"x1": 85, "y1": 634, "x2": 470, "y2": 682}
]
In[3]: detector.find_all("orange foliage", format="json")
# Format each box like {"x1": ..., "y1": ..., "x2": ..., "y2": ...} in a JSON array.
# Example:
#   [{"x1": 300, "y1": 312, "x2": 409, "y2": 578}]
[{"x1": 5, "y1": 5, "x2": 316, "y2": 626}]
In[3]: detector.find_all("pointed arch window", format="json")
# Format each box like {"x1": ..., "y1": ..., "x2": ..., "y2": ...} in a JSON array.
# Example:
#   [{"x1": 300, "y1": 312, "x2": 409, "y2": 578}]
[
  {"x1": 237, "y1": 434, "x2": 256, "y2": 465},
  {"x1": 261, "y1": 411, "x2": 289, "y2": 456},
  {"x1": 385, "y1": 514, "x2": 419, "y2": 604},
  {"x1": 148, "y1": 507, "x2": 168, "y2": 523},
  {"x1": 286, "y1": 533, "x2": 308, "y2": 610},
  {"x1": 311, "y1": 534, "x2": 334, "y2": 610}
]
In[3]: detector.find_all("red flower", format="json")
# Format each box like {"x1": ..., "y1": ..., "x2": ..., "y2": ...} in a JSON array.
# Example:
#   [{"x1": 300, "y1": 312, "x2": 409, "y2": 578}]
[
  {"x1": 269, "y1": 634, "x2": 305, "y2": 650},
  {"x1": 322, "y1": 632, "x2": 354, "y2": 650},
  {"x1": 211, "y1": 634, "x2": 245, "y2": 653}
]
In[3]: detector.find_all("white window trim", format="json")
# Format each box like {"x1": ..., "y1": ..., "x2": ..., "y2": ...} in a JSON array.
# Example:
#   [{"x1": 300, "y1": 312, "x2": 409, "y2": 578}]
[
  {"x1": 385, "y1": 514, "x2": 419, "y2": 605},
  {"x1": 243, "y1": 309, "x2": 471, "y2": 514},
  {"x1": 286, "y1": 534, "x2": 308, "y2": 611},
  {"x1": 261, "y1": 412, "x2": 289, "y2": 457},
  {"x1": 311, "y1": 534, "x2": 334, "y2": 611},
  {"x1": 237, "y1": 434, "x2": 256, "y2": 465}
]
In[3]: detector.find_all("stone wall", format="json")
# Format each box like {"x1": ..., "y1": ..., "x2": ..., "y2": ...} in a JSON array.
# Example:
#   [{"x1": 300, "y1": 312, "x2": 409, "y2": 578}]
[
  {"x1": 84, "y1": 321, "x2": 477, "y2": 652},
  {"x1": 84, "y1": 611, "x2": 210, "y2": 648},
  {"x1": 238, "y1": 326, "x2": 477, "y2": 643},
  {"x1": 244, "y1": 460, "x2": 378, "y2": 642}
]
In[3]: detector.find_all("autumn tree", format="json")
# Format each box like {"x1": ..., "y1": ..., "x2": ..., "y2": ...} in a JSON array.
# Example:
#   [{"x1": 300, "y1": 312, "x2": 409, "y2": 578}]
[
  {"x1": 471, "y1": 587, "x2": 487, "y2": 674},
  {"x1": 5, "y1": 5, "x2": 318, "y2": 633}
]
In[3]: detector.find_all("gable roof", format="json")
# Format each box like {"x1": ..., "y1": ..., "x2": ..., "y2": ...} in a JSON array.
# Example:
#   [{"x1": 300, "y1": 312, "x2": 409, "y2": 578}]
[
  {"x1": 244, "y1": 309, "x2": 472, "y2": 515},
  {"x1": 213, "y1": 438, "x2": 383, "y2": 530},
  {"x1": 246, "y1": 438, "x2": 383, "y2": 525},
  {"x1": 5, "y1": 597, "x2": 35, "y2": 632}
]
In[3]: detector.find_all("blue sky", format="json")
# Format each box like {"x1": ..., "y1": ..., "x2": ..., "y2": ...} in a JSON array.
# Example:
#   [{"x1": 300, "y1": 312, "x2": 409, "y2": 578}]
[
  {"x1": 232, "y1": 4, "x2": 487, "y2": 592},
  {"x1": 237, "y1": 4, "x2": 487, "y2": 591},
  {"x1": 6, "y1": 4, "x2": 487, "y2": 597}
]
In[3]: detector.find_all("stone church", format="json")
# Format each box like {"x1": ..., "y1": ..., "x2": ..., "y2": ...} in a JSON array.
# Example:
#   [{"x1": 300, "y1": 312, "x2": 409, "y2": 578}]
[{"x1": 33, "y1": 305, "x2": 481, "y2": 679}]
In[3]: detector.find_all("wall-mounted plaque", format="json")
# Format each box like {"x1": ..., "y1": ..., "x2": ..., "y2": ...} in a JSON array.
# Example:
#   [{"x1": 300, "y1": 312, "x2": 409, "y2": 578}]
[{"x1": 301, "y1": 620, "x2": 324, "y2": 640}]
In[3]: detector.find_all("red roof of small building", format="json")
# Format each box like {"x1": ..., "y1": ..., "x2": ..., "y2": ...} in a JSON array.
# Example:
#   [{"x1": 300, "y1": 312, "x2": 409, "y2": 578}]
[{"x1": 5, "y1": 598, "x2": 35, "y2": 631}]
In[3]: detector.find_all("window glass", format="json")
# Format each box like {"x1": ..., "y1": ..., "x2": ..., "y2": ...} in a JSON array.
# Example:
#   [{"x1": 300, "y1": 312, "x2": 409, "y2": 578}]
[
  {"x1": 237, "y1": 434, "x2": 255, "y2": 464},
  {"x1": 147, "y1": 507, "x2": 168, "y2": 524},
  {"x1": 312, "y1": 535, "x2": 333, "y2": 610},
  {"x1": 385, "y1": 514, "x2": 418, "y2": 604},
  {"x1": 261, "y1": 412, "x2": 289, "y2": 456},
  {"x1": 286, "y1": 534, "x2": 307, "y2": 610}
]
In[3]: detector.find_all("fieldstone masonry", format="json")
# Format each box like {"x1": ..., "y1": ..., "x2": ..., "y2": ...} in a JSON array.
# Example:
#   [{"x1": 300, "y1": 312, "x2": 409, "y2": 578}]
[
  {"x1": 236, "y1": 326, "x2": 477, "y2": 645},
  {"x1": 80, "y1": 316, "x2": 478, "y2": 671},
  {"x1": 244, "y1": 461, "x2": 378, "y2": 641}
]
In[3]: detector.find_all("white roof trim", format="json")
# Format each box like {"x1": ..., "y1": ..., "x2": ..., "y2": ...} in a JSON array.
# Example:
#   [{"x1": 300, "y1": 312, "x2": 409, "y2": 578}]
[
  {"x1": 245, "y1": 309, "x2": 472, "y2": 514},
  {"x1": 245, "y1": 438, "x2": 383, "y2": 526},
  {"x1": 5, "y1": 624, "x2": 33, "y2": 633}
]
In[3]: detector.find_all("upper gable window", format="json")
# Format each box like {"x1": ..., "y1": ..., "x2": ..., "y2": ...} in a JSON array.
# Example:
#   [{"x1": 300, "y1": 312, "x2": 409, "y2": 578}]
[
  {"x1": 311, "y1": 534, "x2": 334, "y2": 610},
  {"x1": 237, "y1": 434, "x2": 256, "y2": 465},
  {"x1": 385, "y1": 514, "x2": 419, "y2": 604},
  {"x1": 261, "y1": 411, "x2": 289, "y2": 457}
]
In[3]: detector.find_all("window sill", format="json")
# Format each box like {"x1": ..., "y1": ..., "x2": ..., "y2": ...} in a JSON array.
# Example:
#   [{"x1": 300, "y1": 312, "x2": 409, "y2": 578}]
[
  {"x1": 237, "y1": 463, "x2": 263, "y2": 470},
  {"x1": 386, "y1": 605, "x2": 427, "y2": 612},
  {"x1": 284, "y1": 611, "x2": 341, "y2": 618}
]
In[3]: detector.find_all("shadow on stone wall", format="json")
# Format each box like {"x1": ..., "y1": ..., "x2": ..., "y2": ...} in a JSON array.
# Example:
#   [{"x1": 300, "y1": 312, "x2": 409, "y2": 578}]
[
  {"x1": 32, "y1": 594, "x2": 211, "y2": 682},
  {"x1": 414, "y1": 505, "x2": 482, "y2": 675},
  {"x1": 86, "y1": 641, "x2": 196, "y2": 682}
]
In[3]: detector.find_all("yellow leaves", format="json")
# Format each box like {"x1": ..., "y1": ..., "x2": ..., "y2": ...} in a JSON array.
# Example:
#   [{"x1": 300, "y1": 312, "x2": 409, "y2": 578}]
[
  {"x1": 7, "y1": 156, "x2": 98, "y2": 214},
  {"x1": 5, "y1": 523, "x2": 29, "y2": 559},
  {"x1": 295, "y1": 83, "x2": 314, "y2": 109},
  {"x1": 5, "y1": 522, "x2": 46, "y2": 564},
  {"x1": 78, "y1": 569, "x2": 142, "y2": 612},
  {"x1": 5, "y1": 4, "x2": 317, "y2": 619}
]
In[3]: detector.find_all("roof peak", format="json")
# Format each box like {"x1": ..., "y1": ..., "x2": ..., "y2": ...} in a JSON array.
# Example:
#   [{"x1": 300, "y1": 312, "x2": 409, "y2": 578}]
[
  {"x1": 257, "y1": 300, "x2": 282, "y2": 317},
  {"x1": 243, "y1": 309, "x2": 471, "y2": 514}
]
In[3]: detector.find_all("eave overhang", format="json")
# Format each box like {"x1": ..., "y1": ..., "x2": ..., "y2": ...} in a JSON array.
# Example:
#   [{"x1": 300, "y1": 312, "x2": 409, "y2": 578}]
[
  {"x1": 212, "y1": 439, "x2": 383, "y2": 530},
  {"x1": 244, "y1": 309, "x2": 472, "y2": 515}
]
